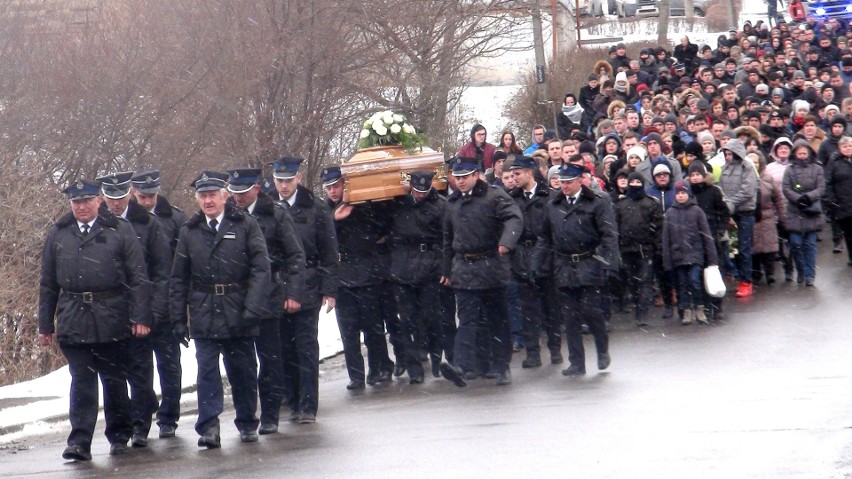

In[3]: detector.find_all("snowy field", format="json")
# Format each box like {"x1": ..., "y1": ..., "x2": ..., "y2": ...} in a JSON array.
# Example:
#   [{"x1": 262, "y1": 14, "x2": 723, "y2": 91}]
[{"x1": 0, "y1": 0, "x2": 775, "y2": 443}]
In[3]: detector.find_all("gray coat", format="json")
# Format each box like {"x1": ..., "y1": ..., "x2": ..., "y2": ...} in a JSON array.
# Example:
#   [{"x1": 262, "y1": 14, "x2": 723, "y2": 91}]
[
  {"x1": 443, "y1": 179, "x2": 523, "y2": 290},
  {"x1": 39, "y1": 211, "x2": 151, "y2": 345},
  {"x1": 782, "y1": 159, "x2": 825, "y2": 233},
  {"x1": 719, "y1": 139, "x2": 758, "y2": 214},
  {"x1": 170, "y1": 203, "x2": 271, "y2": 339},
  {"x1": 533, "y1": 186, "x2": 620, "y2": 289}
]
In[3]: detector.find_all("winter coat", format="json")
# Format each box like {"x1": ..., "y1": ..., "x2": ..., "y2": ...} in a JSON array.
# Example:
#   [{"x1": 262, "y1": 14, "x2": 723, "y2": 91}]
[
  {"x1": 645, "y1": 181, "x2": 676, "y2": 212},
  {"x1": 329, "y1": 199, "x2": 392, "y2": 288},
  {"x1": 719, "y1": 139, "x2": 759, "y2": 214},
  {"x1": 662, "y1": 198, "x2": 718, "y2": 270},
  {"x1": 782, "y1": 159, "x2": 825, "y2": 233},
  {"x1": 690, "y1": 181, "x2": 730, "y2": 236},
  {"x1": 283, "y1": 185, "x2": 338, "y2": 309},
  {"x1": 635, "y1": 156, "x2": 683, "y2": 186},
  {"x1": 147, "y1": 194, "x2": 186, "y2": 256},
  {"x1": 389, "y1": 190, "x2": 445, "y2": 285},
  {"x1": 443, "y1": 179, "x2": 523, "y2": 289},
  {"x1": 170, "y1": 203, "x2": 271, "y2": 339},
  {"x1": 614, "y1": 193, "x2": 663, "y2": 255},
  {"x1": 39, "y1": 211, "x2": 151, "y2": 345},
  {"x1": 817, "y1": 132, "x2": 841, "y2": 167},
  {"x1": 753, "y1": 171, "x2": 786, "y2": 254},
  {"x1": 509, "y1": 180, "x2": 552, "y2": 281},
  {"x1": 533, "y1": 186, "x2": 620, "y2": 289},
  {"x1": 458, "y1": 141, "x2": 497, "y2": 170},
  {"x1": 242, "y1": 192, "x2": 306, "y2": 311},
  {"x1": 119, "y1": 201, "x2": 172, "y2": 323},
  {"x1": 825, "y1": 154, "x2": 852, "y2": 221}
]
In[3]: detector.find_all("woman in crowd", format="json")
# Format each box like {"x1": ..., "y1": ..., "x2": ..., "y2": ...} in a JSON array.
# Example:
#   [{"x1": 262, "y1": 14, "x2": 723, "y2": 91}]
[
  {"x1": 750, "y1": 151, "x2": 786, "y2": 285},
  {"x1": 781, "y1": 140, "x2": 825, "y2": 287},
  {"x1": 499, "y1": 130, "x2": 524, "y2": 155}
]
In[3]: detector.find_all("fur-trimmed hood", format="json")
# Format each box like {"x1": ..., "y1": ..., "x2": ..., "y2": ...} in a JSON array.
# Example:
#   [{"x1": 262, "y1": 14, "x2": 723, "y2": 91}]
[
  {"x1": 593, "y1": 60, "x2": 613, "y2": 79},
  {"x1": 733, "y1": 125, "x2": 761, "y2": 143}
]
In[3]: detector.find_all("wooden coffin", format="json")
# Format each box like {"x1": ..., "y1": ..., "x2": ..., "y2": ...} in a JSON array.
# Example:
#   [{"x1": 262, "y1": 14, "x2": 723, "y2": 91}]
[{"x1": 341, "y1": 145, "x2": 447, "y2": 204}]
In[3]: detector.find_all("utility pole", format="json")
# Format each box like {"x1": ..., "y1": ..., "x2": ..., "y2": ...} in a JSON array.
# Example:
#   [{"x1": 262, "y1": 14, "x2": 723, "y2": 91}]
[
  {"x1": 530, "y1": 0, "x2": 553, "y2": 128},
  {"x1": 726, "y1": 0, "x2": 737, "y2": 30}
]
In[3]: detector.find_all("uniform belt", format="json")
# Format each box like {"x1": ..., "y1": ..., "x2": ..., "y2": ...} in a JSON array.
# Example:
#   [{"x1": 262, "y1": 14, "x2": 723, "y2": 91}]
[
  {"x1": 64, "y1": 287, "x2": 126, "y2": 304},
  {"x1": 520, "y1": 239, "x2": 537, "y2": 248},
  {"x1": 192, "y1": 281, "x2": 248, "y2": 295},
  {"x1": 554, "y1": 250, "x2": 594, "y2": 263},
  {"x1": 461, "y1": 251, "x2": 495, "y2": 261},
  {"x1": 407, "y1": 242, "x2": 438, "y2": 253}
]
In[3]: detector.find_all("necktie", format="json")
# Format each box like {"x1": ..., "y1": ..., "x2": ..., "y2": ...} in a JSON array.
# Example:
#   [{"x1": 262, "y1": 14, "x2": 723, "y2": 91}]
[
  {"x1": 209, "y1": 219, "x2": 218, "y2": 232},
  {"x1": 81, "y1": 224, "x2": 90, "y2": 235},
  {"x1": 525, "y1": 191, "x2": 532, "y2": 200},
  {"x1": 568, "y1": 197, "x2": 575, "y2": 206}
]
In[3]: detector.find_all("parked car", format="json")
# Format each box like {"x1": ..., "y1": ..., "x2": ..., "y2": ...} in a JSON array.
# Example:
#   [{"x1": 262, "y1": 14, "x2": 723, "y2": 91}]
[{"x1": 628, "y1": 0, "x2": 708, "y2": 17}]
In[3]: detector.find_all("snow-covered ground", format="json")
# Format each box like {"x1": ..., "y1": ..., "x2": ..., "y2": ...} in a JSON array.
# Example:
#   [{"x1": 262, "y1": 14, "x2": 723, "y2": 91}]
[{"x1": 0, "y1": 0, "x2": 775, "y2": 444}]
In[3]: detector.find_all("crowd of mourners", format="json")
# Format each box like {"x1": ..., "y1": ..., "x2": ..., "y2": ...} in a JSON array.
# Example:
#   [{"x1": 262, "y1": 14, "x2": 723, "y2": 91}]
[{"x1": 37, "y1": 14, "x2": 852, "y2": 462}]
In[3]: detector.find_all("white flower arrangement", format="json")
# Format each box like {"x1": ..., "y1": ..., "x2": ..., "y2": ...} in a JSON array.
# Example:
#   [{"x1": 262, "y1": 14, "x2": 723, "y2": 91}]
[{"x1": 358, "y1": 110, "x2": 425, "y2": 150}]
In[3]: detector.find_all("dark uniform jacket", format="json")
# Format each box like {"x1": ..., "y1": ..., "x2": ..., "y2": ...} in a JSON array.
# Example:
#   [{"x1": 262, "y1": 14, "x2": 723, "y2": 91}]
[
  {"x1": 389, "y1": 190, "x2": 445, "y2": 285},
  {"x1": 150, "y1": 195, "x2": 186, "y2": 256},
  {"x1": 283, "y1": 185, "x2": 338, "y2": 309},
  {"x1": 826, "y1": 154, "x2": 852, "y2": 221},
  {"x1": 442, "y1": 179, "x2": 523, "y2": 290},
  {"x1": 39, "y1": 211, "x2": 151, "y2": 344},
  {"x1": 120, "y1": 201, "x2": 172, "y2": 323},
  {"x1": 329, "y1": 199, "x2": 391, "y2": 289},
  {"x1": 170, "y1": 203, "x2": 271, "y2": 339},
  {"x1": 614, "y1": 193, "x2": 663, "y2": 255},
  {"x1": 534, "y1": 185, "x2": 620, "y2": 289},
  {"x1": 509, "y1": 180, "x2": 552, "y2": 281},
  {"x1": 240, "y1": 192, "x2": 306, "y2": 313},
  {"x1": 662, "y1": 198, "x2": 719, "y2": 270}
]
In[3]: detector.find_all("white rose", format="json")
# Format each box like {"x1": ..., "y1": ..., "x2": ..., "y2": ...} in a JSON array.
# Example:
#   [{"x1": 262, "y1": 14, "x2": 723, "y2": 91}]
[
  {"x1": 402, "y1": 124, "x2": 415, "y2": 134},
  {"x1": 393, "y1": 114, "x2": 404, "y2": 123},
  {"x1": 382, "y1": 110, "x2": 393, "y2": 117},
  {"x1": 360, "y1": 129, "x2": 370, "y2": 139},
  {"x1": 363, "y1": 119, "x2": 372, "y2": 128},
  {"x1": 390, "y1": 124, "x2": 401, "y2": 134},
  {"x1": 382, "y1": 114, "x2": 394, "y2": 125},
  {"x1": 373, "y1": 124, "x2": 388, "y2": 136}
]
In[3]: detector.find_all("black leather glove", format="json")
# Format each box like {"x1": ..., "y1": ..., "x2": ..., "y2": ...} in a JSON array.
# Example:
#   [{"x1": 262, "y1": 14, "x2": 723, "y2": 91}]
[
  {"x1": 172, "y1": 322, "x2": 189, "y2": 348},
  {"x1": 797, "y1": 195, "x2": 812, "y2": 208}
]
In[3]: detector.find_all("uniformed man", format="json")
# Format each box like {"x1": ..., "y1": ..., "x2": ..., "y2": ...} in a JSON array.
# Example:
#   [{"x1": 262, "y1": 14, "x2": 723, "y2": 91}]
[
  {"x1": 271, "y1": 157, "x2": 338, "y2": 424},
  {"x1": 388, "y1": 171, "x2": 447, "y2": 383},
  {"x1": 226, "y1": 167, "x2": 306, "y2": 433},
  {"x1": 439, "y1": 157, "x2": 523, "y2": 387},
  {"x1": 323, "y1": 166, "x2": 395, "y2": 390},
  {"x1": 508, "y1": 156, "x2": 563, "y2": 368},
  {"x1": 170, "y1": 171, "x2": 271, "y2": 448},
  {"x1": 97, "y1": 171, "x2": 171, "y2": 448},
  {"x1": 39, "y1": 179, "x2": 151, "y2": 461},
  {"x1": 534, "y1": 163, "x2": 620, "y2": 377},
  {"x1": 130, "y1": 170, "x2": 186, "y2": 439}
]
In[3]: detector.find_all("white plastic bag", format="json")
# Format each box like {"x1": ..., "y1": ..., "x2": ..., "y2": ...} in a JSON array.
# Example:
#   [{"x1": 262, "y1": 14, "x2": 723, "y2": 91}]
[{"x1": 703, "y1": 265, "x2": 726, "y2": 298}]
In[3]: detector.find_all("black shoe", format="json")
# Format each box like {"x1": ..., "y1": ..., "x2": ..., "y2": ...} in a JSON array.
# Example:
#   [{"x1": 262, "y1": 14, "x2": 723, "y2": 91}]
[
  {"x1": 131, "y1": 434, "x2": 148, "y2": 448},
  {"x1": 109, "y1": 442, "x2": 129, "y2": 456},
  {"x1": 286, "y1": 410, "x2": 301, "y2": 423},
  {"x1": 431, "y1": 360, "x2": 441, "y2": 378},
  {"x1": 393, "y1": 363, "x2": 406, "y2": 377},
  {"x1": 439, "y1": 362, "x2": 468, "y2": 388},
  {"x1": 550, "y1": 352, "x2": 564, "y2": 364},
  {"x1": 464, "y1": 370, "x2": 481, "y2": 380},
  {"x1": 797, "y1": 274, "x2": 804, "y2": 285},
  {"x1": 62, "y1": 445, "x2": 92, "y2": 461},
  {"x1": 512, "y1": 341, "x2": 523, "y2": 352},
  {"x1": 374, "y1": 370, "x2": 392, "y2": 384},
  {"x1": 409, "y1": 375, "x2": 424, "y2": 384},
  {"x1": 581, "y1": 323, "x2": 591, "y2": 334},
  {"x1": 259, "y1": 423, "x2": 279, "y2": 435},
  {"x1": 805, "y1": 278, "x2": 815, "y2": 288},
  {"x1": 483, "y1": 369, "x2": 500, "y2": 379},
  {"x1": 785, "y1": 273, "x2": 793, "y2": 282},
  {"x1": 298, "y1": 413, "x2": 316, "y2": 424},
  {"x1": 561, "y1": 364, "x2": 586, "y2": 376},
  {"x1": 661, "y1": 307, "x2": 673, "y2": 319},
  {"x1": 833, "y1": 239, "x2": 843, "y2": 253},
  {"x1": 766, "y1": 274, "x2": 775, "y2": 285},
  {"x1": 636, "y1": 317, "x2": 648, "y2": 327},
  {"x1": 346, "y1": 380, "x2": 366, "y2": 390},
  {"x1": 366, "y1": 372, "x2": 377, "y2": 386},
  {"x1": 522, "y1": 355, "x2": 542, "y2": 368},
  {"x1": 496, "y1": 369, "x2": 512, "y2": 386},
  {"x1": 198, "y1": 431, "x2": 221, "y2": 449},
  {"x1": 158, "y1": 425, "x2": 176, "y2": 438},
  {"x1": 598, "y1": 353, "x2": 611, "y2": 371},
  {"x1": 239, "y1": 430, "x2": 259, "y2": 443}
]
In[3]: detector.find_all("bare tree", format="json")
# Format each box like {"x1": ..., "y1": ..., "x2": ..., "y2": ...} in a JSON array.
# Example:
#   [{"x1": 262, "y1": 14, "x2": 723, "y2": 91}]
[{"x1": 658, "y1": 0, "x2": 671, "y2": 45}]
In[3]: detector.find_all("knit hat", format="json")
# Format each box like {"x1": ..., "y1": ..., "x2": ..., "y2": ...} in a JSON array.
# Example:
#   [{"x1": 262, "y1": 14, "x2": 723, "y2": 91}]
[
  {"x1": 674, "y1": 182, "x2": 691, "y2": 196},
  {"x1": 626, "y1": 145, "x2": 647, "y2": 160},
  {"x1": 664, "y1": 113, "x2": 678, "y2": 125},
  {"x1": 720, "y1": 129, "x2": 736, "y2": 140},
  {"x1": 547, "y1": 165, "x2": 562, "y2": 181},
  {"x1": 615, "y1": 168, "x2": 631, "y2": 180},
  {"x1": 652, "y1": 162, "x2": 671, "y2": 176},
  {"x1": 830, "y1": 116, "x2": 848, "y2": 129},
  {"x1": 579, "y1": 140, "x2": 597, "y2": 155},
  {"x1": 772, "y1": 87, "x2": 784, "y2": 97},
  {"x1": 688, "y1": 161, "x2": 708, "y2": 177},
  {"x1": 696, "y1": 131, "x2": 715, "y2": 146},
  {"x1": 644, "y1": 132, "x2": 663, "y2": 145},
  {"x1": 685, "y1": 141, "x2": 704, "y2": 158}
]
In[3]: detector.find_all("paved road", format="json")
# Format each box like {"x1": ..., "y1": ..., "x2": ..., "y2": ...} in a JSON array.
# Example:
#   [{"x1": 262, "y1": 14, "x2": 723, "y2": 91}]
[{"x1": 4, "y1": 245, "x2": 852, "y2": 479}]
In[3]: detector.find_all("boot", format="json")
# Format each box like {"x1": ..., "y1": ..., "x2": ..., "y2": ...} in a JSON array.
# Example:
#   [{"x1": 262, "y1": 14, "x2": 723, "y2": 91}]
[
  {"x1": 735, "y1": 281, "x2": 753, "y2": 298},
  {"x1": 681, "y1": 308, "x2": 693, "y2": 325},
  {"x1": 694, "y1": 306, "x2": 708, "y2": 324},
  {"x1": 833, "y1": 238, "x2": 843, "y2": 254}
]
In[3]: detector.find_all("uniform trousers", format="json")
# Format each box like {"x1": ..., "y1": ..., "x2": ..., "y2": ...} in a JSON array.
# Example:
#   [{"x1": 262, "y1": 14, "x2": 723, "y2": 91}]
[
  {"x1": 518, "y1": 278, "x2": 561, "y2": 357},
  {"x1": 126, "y1": 336, "x2": 157, "y2": 436},
  {"x1": 336, "y1": 285, "x2": 392, "y2": 382},
  {"x1": 622, "y1": 251, "x2": 655, "y2": 318},
  {"x1": 194, "y1": 337, "x2": 258, "y2": 435},
  {"x1": 60, "y1": 341, "x2": 132, "y2": 450},
  {"x1": 150, "y1": 322, "x2": 182, "y2": 429},
  {"x1": 394, "y1": 282, "x2": 442, "y2": 377},
  {"x1": 281, "y1": 307, "x2": 321, "y2": 416},
  {"x1": 558, "y1": 286, "x2": 609, "y2": 369},
  {"x1": 453, "y1": 288, "x2": 512, "y2": 375},
  {"x1": 255, "y1": 317, "x2": 286, "y2": 425}
]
